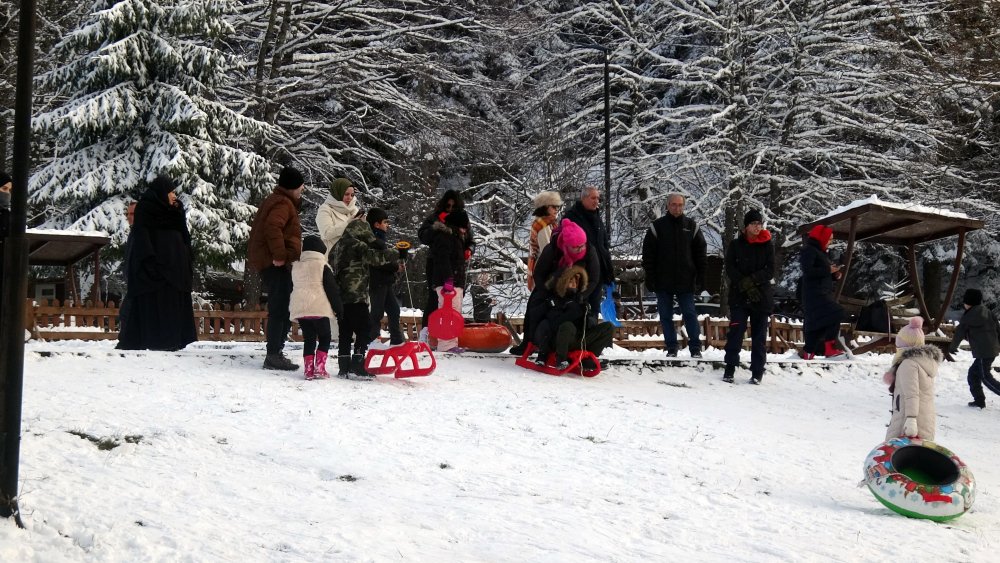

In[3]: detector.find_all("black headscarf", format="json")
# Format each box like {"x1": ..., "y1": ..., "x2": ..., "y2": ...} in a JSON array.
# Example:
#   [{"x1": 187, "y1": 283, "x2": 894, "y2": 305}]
[{"x1": 134, "y1": 175, "x2": 191, "y2": 247}]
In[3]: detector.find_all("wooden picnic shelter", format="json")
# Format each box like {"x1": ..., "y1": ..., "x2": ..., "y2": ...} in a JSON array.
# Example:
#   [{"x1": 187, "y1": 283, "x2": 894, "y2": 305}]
[
  {"x1": 798, "y1": 199, "x2": 984, "y2": 353},
  {"x1": 25, "y1": 229, "x2": 111, "y2": 302}
]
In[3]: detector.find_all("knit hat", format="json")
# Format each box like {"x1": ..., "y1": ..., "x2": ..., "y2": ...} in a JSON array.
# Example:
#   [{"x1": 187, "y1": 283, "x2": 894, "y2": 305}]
[
  {"x1": 963, "y1": 288, "x2": 983, "y2": 307},
  {"x1": 445, "y1": 209, "x2": 470, "y2": 229},
  {"x1": 533, "y1": 191, "x2": 563, "y2": 209},
  {"x1": 278, "y1": 166, "x2": 304, "y2": 190},
  {"x1": 329, "y1": 177, "x2": 353, "y2": 200},
  {"x1": 744, "y1": 209, "x2": 763, "y2": 227},
  {"x1": 893, "y1": 316, "x2": 925, "y2": 363},
  {"x1": 0, "y1": 171, "x2": 11, "y2": 187},
  {"x1": 808, "y1": 224, "x2": 834, "y2": 250},
  {"x1": 302, "y1": 234, "x2": 326, "y2": 254},
  {"x1": 556, "y1": 218, "x2": 587, "y2": 269}
]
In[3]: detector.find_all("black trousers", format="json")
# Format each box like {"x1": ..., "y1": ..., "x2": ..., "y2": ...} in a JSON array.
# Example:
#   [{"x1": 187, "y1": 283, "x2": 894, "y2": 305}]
[
  {"x1": 421, "y1": 284, "x2": 438, "y2": 326},
  {"x1": 724, "y1": 306, "x2": 770, "y2": 376},
  {"x1": 339, "y1": 302, "x2": 371, "y2": 356},
  {"x1": 261, "y1": 266, "x2": 293, "y2": 355},
  {"x1": 299, "y1": 317, "x2": 332, "y2": 356},
  {"x1": 968, "y1": 356, "x2": 1000, "y2": 404},
  {"x1": 370, "y1": 284, "x2": 405, "y2": 344}
]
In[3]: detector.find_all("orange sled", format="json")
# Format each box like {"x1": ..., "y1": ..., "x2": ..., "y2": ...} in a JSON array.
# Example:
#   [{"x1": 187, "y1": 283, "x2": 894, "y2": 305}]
[
  {"x1": 514, "y1": 342, "x2": 601, "y2": 377},
  {"x1": 364, "y1": 342, "x2": 436, "y2": 378},
  {"x1": 458, "y1": 322, "x2": 513, "y2": 353}
]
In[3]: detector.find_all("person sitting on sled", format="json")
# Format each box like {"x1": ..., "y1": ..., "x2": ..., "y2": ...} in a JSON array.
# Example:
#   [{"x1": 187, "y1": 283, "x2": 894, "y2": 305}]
[
  {"x1": 533, "y1": 266, "x2": 589, "y2": 370},
  {"x1": 527, "y1": 219, "x2": 615, "y2": 370}
]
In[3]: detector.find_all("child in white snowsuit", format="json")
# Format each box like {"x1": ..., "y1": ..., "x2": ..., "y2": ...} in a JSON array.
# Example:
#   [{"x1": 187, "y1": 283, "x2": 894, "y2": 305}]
[
  {"x1": 289, "y1": 235, "x2": 343, "y2": 379},
  {"x1": 883, "y1": 317, "x2": 940, "y2": 440}
]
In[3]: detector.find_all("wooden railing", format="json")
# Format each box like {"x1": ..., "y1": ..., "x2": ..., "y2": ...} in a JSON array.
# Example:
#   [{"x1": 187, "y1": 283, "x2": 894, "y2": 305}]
[{"x1": 23, "y1": 298, "x2": 957, "y2": 354}]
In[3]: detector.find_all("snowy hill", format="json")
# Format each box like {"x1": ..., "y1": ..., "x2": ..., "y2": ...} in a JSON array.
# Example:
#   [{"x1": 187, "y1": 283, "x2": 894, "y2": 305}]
[{"x1": 2, "y1": 341, "x2": 999, "y2": 561}]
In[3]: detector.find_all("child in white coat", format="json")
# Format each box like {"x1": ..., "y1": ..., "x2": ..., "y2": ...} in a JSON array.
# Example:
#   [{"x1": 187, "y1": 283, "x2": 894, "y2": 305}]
[
  {"x1": 289, "y1": 235, "x2": 343, "y2": 379},
  {"x1": 883, "y1": 317, "x2": 941, "y2": 440}
]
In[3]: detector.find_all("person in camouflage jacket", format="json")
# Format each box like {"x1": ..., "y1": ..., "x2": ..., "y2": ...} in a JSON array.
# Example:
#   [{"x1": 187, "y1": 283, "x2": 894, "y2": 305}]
[{"x1": 331, "y1": 219, "x2": 398, "y2": 378}]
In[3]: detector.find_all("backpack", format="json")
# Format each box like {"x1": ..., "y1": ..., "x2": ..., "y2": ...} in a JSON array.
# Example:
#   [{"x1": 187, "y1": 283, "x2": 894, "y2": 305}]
[{"x1": 856, "y1": 299, "x2": 890, "y2": 333}]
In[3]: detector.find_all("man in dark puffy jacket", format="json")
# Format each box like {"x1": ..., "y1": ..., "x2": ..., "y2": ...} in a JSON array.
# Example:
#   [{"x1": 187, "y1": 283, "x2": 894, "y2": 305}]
[
  {"x1": 247, "y1": 166, "x2": 304, "y2": 371},
  {"x1": 722, "y1": 210, "x2": 775, "y2": 384},
  {"x1": 949, "y1": 288, "x2": 1000, "y2": 409},
  {"x1": 641, "y1": 193, "x2": 707, "y2": 358}
]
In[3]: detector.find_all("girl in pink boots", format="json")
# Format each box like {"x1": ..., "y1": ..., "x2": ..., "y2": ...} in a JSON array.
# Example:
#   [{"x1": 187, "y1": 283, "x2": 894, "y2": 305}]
[{"x1": 289, "y1": 235, "x2": 343, "y2": 379}]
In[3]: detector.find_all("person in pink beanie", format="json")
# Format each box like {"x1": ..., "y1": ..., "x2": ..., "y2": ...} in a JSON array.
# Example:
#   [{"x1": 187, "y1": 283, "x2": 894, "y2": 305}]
[{"x1": 883, "y1": 316, "x2": 941, "y2": 441}]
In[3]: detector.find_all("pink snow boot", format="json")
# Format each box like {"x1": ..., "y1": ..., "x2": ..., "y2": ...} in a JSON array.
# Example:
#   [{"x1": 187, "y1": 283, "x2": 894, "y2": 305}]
[
  {"x1": 314, "y1": 350, "x2": 330, "y2": 379},
  {"x1": 304, "y1": 354, "x2": 317, "y2": 380}
]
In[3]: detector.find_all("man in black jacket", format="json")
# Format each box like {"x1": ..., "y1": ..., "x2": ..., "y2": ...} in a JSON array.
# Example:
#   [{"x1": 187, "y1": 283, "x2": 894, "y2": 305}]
[
  {"x1": 562, "y1": 186, "x2": 614, "y2": 320},
  {"x1": 949, "y1": 288, "x2": 1000, "y2": 409},
  {"x1": 722, "y1": 210, "x2": 775, "y2": 384},
  {"x1": 641, "y1": 193, "x2": 707, "y2": 358}
]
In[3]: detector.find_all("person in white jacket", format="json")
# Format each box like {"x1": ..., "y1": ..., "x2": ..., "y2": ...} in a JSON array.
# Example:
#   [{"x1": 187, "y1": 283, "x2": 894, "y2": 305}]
[
  {"x1": 316, "y1": 177, "x2": 360, "y2": 259},
  {"x1": 884, "y1": 344, "x2": 942, "y2": 441}
]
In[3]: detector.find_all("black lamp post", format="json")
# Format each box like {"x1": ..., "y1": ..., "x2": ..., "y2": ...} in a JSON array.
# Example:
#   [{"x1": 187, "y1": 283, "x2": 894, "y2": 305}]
[
  {"x1": 601, "y1": 48, "x2": 611, "y2": 235},
  {"x1": 1, "y1": 0, "x2": 36, "y2": 526},
  {"x1": 565, "y1": 39, "x2": 612, "y2": 235}
]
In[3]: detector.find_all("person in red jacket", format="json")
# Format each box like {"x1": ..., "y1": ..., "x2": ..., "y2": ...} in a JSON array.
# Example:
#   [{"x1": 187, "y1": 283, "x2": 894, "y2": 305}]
[
  {"x1": 722, "y1": 210, "x2": 775, "y2": 384},
  {"x1": 247, "y1": 166, "x2": 305, "y2": 371}
]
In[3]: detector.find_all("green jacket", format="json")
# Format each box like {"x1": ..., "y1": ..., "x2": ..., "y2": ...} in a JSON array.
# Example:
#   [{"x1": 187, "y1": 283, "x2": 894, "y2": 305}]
[{"x1": 333, "y1": 220, "x2": 397, "y2": 305}]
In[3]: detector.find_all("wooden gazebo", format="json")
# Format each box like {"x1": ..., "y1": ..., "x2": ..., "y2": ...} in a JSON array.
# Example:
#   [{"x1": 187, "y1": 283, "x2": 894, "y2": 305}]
[
  {"x1": 798, "y1": 197, "x2": 984, "y2": 335},
  {"x1": 25, "y1": 229, "x2": 111, "y2": 302}
]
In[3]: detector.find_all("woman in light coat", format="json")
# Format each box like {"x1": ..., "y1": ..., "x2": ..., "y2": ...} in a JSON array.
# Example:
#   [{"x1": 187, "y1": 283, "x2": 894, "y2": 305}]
[
  {"x1": 885, "y1": 345, "x2": 942, "y2": 441},
  {"x1": 316, "y1": 177, "x2": 359, "y2": 259}
]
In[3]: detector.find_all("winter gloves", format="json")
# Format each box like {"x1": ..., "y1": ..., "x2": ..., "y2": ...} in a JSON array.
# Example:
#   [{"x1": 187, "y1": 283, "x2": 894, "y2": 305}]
[
  {"x1": 902, "y1": 417, "x2": 918, "y2": 438},
  {"x1": 739, "y1": 276, "x2": 762, "y2": 303}
]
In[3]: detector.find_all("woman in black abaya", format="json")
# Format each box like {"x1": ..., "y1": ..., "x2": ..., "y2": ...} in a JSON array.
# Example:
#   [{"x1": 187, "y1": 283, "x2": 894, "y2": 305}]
[{"x1": 117, "y1": 175, "x2": 197, "y2": 350}]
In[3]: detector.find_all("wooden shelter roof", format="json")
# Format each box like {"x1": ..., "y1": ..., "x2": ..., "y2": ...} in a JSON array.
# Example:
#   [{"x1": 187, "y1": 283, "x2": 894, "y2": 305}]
[
  {"x1": 25, "y1": 229, "x2": 110, "y2": 267},
  {"x1": 797, "y1": 200, "x2": 984, "y2": 245}
]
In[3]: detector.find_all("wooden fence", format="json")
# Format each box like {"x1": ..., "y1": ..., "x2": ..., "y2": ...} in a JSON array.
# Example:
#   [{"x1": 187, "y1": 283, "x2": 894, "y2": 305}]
[{"x1": 24, "y1": 298, "x2": 956, "y2": 354}]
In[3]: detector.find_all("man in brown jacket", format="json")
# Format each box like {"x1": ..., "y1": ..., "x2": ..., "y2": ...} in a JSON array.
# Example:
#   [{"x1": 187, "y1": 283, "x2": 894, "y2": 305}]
[{"x1": 248, "y1": 166, "x2": 305, "y2": 370}]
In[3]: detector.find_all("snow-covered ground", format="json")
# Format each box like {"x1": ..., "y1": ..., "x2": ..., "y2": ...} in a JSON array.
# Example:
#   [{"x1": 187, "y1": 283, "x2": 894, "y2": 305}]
[{"x1": 3, "y1": 340, "x2": 999, "y2": 562}]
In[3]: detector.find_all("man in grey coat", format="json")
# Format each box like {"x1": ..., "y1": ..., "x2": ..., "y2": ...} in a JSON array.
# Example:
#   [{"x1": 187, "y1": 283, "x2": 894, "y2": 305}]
[{"x1": 948, "y1": 288, "x2": 1000, "y2": 409}]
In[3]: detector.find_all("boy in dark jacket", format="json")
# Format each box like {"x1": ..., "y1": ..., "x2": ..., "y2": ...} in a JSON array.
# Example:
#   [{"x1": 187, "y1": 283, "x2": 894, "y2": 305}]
[
  {"x1": 722, "y1": 210, "x2": 775, "y2": 384},
  {"x1": 534, "y1": 266, "x2": 589, "y2": 369},
  {"x1": 949, "y1": 288, "x2": 1000, "y2": 408},
  {"x1": 332, "y1": 219, "x2": 398, "y2": 379},
  {"x1": 367, "y1": 208, "x2": 406, "y2": 347}
]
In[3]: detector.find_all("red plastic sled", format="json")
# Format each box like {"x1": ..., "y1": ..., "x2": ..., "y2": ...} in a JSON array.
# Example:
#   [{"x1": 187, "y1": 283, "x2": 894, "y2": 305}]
[
  {"x1": 514, "y1": 342, "x2": 601, "y2": 377},
  {"x1": 428, "y1": 289, "x2": 464, "y2": 341},
  {"x1": 364, "y1": 342, "x2": 436, "y2": 378}
]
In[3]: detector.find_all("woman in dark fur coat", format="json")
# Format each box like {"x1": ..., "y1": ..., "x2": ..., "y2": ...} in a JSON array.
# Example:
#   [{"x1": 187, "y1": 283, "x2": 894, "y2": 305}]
[{"x1": 117, "y1": 175, "x2": 197, "y2": 351}]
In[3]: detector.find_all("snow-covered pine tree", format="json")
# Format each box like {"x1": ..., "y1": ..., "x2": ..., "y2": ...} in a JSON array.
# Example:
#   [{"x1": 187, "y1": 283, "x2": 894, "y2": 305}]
[{"x1": 30, "y1": 0, "x2": 274, "y2": 267}]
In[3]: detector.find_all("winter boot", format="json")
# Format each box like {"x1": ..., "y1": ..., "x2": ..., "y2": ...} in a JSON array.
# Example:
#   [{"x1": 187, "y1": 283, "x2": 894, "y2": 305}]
[
  {"x1": 303, "y1": 354, "x2": 316, "y2": 380},
  {"x1": 264, "y1": 352, "x2": 298, "y2": 371},
  {"x1": 722, "y1": 365, "x2": 735, "y2": 383},
  {"x1": 823, "y1": 339, "x2": 841, "y2": 358},
  {"x1": 337, "y1": 355, "x2": 351, "y2": 378},
  {"x1": 314, "y1": 350, "x2": 330, "y2": 379},
  {"x1": 350, "y1": 353, "x2": 374, "y2": 381}
]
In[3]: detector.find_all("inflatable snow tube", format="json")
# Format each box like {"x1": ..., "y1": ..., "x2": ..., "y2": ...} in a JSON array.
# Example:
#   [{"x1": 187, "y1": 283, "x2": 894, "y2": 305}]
[
  {"x1": 863, "y1": 437, "x2": 975, "y2": 521},
  {"x1": 458, "y1": 322, "x2": 513, "y2": 353}
]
